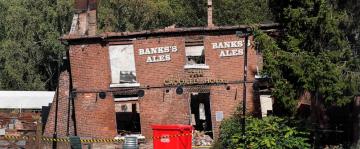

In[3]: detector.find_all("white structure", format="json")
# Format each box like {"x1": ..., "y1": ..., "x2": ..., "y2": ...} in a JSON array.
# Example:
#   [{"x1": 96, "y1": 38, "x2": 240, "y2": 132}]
[
  {"x1": 0, "y1": 91, "x2": 54, "y2": 110},
  {"x1": 260, "y1": 95, "x2": 273, "y2": 117}
]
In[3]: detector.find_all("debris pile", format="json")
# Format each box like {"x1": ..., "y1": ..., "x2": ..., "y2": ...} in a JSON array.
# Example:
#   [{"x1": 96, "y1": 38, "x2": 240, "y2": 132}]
[{"x1": 192, "y1": 131, "x2": 213, "y2": 146}]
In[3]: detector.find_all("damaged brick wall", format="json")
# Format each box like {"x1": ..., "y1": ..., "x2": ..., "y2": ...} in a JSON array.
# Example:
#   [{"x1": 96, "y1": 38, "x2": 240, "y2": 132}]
[
  {"x1": 69, "y1": 43, "x2": 117, "y2": 138},
  {"x1": 43, "y1": 43, "x2": 117, "y2": 140},
  {"x1": 132, "y1": 35, "x2": 259, "y2": 139},
  {"x1": 43, "y1": 71, "x2": 74, "y2": 138},
  {"x1": 62, "y1": 32, "x2": 261, "y2": 140}
]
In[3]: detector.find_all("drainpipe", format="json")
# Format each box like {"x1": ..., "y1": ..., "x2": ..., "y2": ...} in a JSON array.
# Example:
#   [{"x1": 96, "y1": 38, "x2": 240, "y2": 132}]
[
  {"x1": 53, "y1": 55, "x2": 61, "y2": 149},
  {"x1": 65, "y1": 47, "x2": 78, "y2": 136},
  {"x1": 236, "y1": 28, "x2": 251, "y2": 146},
  {"x1": 66, "y1": 53, "x2": 70, "y2": 136},
  {"x1": 242, "y1": 33, "x2": 248, "y2": 145},
  {"x1": 66, "y1": 47, "x2": 77, "y2": 136}
]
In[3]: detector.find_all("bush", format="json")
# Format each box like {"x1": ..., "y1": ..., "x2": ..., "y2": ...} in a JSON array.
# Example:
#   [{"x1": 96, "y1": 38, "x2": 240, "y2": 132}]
[{"x1": 217, "y1": 116, "x2": 310, "y2": 149}]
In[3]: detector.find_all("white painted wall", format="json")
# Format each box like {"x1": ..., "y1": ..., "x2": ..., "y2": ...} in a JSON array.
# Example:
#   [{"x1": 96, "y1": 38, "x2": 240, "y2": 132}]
[{"x1": 260, "y1": 95, "x2": 273, "y2": 117}]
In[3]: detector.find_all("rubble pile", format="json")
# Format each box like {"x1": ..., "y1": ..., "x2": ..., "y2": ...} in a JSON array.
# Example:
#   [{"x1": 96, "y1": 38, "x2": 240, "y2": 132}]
[{"x1": 192, "y1": 131, "x2": 213, "y2": 146}]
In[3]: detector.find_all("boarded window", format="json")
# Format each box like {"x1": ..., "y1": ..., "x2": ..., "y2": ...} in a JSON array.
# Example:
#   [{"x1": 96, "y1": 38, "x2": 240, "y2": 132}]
[{"x1": 109, "y1": 45, "x2": 137, "y2": 84}]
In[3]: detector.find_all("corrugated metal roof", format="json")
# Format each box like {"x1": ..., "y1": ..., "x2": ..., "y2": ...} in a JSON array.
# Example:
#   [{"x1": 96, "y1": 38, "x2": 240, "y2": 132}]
[{"x1": 0, "y1": 91, "x2": 54, "y2": 109}]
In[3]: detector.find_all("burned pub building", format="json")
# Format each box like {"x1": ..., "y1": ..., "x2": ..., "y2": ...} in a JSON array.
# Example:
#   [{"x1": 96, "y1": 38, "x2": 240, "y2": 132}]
[
  {"x1": 44, "y1": 26, "x2": 277, "y2": 140},
  {"x1": 43, "y1": 0, "x2": 277, "y2": 141}
]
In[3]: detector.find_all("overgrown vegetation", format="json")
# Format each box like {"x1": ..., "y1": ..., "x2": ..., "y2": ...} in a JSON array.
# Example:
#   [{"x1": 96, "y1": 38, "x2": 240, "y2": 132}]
[
  {"x1": 215, "y1": 116, "x2": 310, "y2": 149},
  {"x1": 251, "y1": 0, "x2": 360, "y2": 147},
  {"x1": 254, "y1": 0, "x2": 360, "y2": 115}
]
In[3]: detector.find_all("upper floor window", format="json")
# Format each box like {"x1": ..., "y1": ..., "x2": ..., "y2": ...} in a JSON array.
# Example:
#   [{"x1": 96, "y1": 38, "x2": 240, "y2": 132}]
[
  {"x1": 109, "y1": 45, "x2": 139, "y2": 87},
  {"x1": 184, "y1": 46, "x2": 209, "y2": 69}
]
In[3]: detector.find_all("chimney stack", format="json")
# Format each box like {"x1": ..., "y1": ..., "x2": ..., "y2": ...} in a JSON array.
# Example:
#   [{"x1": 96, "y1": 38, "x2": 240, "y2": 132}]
[
  {"x1": 207, "y1": 0, "x2": 214, "y2": 28},
  {"x1": 70, "y1": 0, "x2": 97, "y2": 36}
]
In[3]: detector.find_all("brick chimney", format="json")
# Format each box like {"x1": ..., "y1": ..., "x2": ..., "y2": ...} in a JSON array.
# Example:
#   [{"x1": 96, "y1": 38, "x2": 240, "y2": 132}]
[
  {"x1": 207, "y1": 0, "x2": 214, "y2": 28},
  {"x1": 70, "y1": 0, "x2": 97, "y2": 36}
]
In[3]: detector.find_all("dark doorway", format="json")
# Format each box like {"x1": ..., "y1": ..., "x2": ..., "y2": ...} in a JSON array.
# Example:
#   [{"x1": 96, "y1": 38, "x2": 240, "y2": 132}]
[
  {"x1": 115, "y1": 103, "x2": 141, "y2": 134},
  {"x1": 190, "y1": 93, "x2": 213, "y2": 137}
]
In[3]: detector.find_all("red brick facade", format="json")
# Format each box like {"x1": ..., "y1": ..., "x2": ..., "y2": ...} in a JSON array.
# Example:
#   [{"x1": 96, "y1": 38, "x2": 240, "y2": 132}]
[
  {"x1": 44, "y1": 71, "x2": 72, "y2": 138},
  {"x1": 52, "y1": 26, "x2": 275, "y2": 140},
  {"x1": 132, "y1": 35, "x2": 259, "y2": 138},
  {"x1": 69, "y1": 43, "x2": 117, "y2": 138}
]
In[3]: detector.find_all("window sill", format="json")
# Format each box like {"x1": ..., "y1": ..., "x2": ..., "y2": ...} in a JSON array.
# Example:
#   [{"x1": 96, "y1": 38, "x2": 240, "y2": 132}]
[
  {"x1": 110, "y1": 83, "x2": 140, "y2": 88},
  {"x1": 114, "y1": 97, "x2": 139, "y2": 102},
  {"x1": 184, "y1": 64, "x2": 209, "y2": 69}
]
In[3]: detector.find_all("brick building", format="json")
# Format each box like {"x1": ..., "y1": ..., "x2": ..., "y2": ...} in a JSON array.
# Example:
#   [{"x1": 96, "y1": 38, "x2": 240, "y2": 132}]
[{"x1": 44, "y1": 0, "x2": 278, "y2": 141}]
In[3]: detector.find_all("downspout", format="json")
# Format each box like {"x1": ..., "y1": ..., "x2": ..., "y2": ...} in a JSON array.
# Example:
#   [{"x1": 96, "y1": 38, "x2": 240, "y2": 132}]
[
  {"x1": 236, "y1": 28, "x2": 251, "y2": 146},
  {"x1": 66, "y1": 47, "x2": 77, "y2": 136},
  {"x1": 53, "y1": 55, "x2": 61, "y2": 149},
  {"x1": 242, "y1": 32, "x2": 249, "y2": 145}
]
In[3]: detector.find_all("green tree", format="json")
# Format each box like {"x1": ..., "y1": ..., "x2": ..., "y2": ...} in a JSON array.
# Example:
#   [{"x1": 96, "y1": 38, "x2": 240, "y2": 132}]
[
  {"x1": 217, "y1": 116, "x2": 310, "y2": 149},
  {"x1": 97, "y1": 0, "x2": 274, "y2": 32},
  {"x1": 169, "y1": 0, "x2": 207, "y2": 27},
  {"x1": 98, "y1": 0, "x2": 176, "y2": 32},
  {"x1": 213, "y1": 0, "x2": 273, "y2": 25},
  {"x1": 255, "y1": 0, "x2": 360, "y2": 115},
  {"x1": 0, "y1": 0, "x2": 73, "y2": 90},
  {"x1": 0, "y1": 0, "x2": 274, "y2": 90},
  {"x1": 338, "y1": 0, "x2": 360, "y2": 51}
]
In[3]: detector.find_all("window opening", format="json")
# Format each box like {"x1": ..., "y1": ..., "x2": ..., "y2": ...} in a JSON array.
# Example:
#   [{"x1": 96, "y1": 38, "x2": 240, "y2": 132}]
[
  {"x1": 109, "y1": 45, "x2": 139, "y2": 87},
  {"x1": 114, "y1": 93, "x2": 141, "y2": 135},
  {"x1": 185, "y1": 46, "x2": 205, "y2": 65}
]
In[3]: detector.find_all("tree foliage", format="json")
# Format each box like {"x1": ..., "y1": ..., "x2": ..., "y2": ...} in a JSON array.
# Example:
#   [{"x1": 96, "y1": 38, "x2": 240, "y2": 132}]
[
  {"x1": 255, "y1": 0, "x2": 360, "y2": 115},
  {"x1": 213, "y1": 0, "x2": 273, "y2": 25},
  {"x1": 0, "y1": 0, "x2": 73, "y2": 90},
  {"x1": 97, "y1": 0, "x2": 273, "y2": 32},
  {"x1": 97, "y1": 0, "x2": 207, "y2": 32},
  {"x1": 217, "y1": 116, "x2": 310, "y2": 149},
  {"x1": 0, "y1": 0, "x2": 273, "y2": 90}
]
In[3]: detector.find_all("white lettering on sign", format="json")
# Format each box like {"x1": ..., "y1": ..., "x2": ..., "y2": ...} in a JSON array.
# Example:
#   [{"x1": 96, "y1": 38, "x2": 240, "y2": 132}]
[
  {"x1": 146, "y1": 54, "x2": 171, "y2": 63},
  {"x1": 212, "y1": 40, "x2": 250, "y2": 57},
  {"x1": 160, "y1": 135, "x2": 170, "y2": 143},
  {"x1": 219, "y1": 49, "x2": 244, "y2": 57},
  {"x1": 139, "y1": 46, "x2": 177, "y2": 63},
  {"x1": 139, "y1": 46, "x2": 177, "y2": 55},
  {"x1": 212, "y1": 41, "x2": 243, "y2": 49}
]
